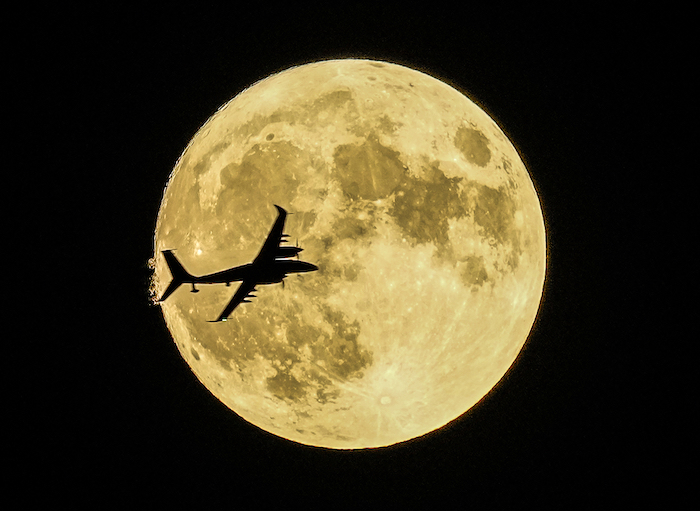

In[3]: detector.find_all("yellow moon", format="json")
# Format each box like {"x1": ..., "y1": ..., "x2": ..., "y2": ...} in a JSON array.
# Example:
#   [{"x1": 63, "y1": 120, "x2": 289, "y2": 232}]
[{"x1": 152, "y1": 59, "x2": 545, "y2": 449}]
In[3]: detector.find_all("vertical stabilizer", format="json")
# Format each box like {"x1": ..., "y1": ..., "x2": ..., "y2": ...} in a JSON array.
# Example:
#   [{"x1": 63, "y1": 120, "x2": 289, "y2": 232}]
[{"x1": 159, "y1": 250, "x2": 194, "y2": 302}]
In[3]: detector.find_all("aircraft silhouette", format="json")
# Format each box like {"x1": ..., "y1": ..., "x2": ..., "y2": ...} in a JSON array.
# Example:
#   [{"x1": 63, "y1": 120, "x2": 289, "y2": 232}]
[{"x1": 159, "y1": 205, "x2": 318, "y2": 322}]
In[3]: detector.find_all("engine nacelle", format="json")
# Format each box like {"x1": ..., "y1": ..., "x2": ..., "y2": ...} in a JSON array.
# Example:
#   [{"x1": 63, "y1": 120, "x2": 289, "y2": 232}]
[{"x1": 276, "y1": 246, "x2": 303, "y2": 258}]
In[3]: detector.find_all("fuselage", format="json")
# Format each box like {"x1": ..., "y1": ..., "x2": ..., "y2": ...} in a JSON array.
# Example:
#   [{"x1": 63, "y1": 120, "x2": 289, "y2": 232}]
[{"x1": 193, "y1": 260, "x2": 318, "y2": 286}]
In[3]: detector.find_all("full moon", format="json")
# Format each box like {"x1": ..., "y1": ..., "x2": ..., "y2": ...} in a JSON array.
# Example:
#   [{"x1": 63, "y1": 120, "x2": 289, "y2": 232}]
[{"x1": 152, "y1": 59, "x2": 545, "y2": 449}]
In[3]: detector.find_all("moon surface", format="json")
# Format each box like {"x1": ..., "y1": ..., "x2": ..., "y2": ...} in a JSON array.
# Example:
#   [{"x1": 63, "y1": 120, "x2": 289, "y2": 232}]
[{"x1": 152, "y1": 59, "x2": 545, "y2": 449}]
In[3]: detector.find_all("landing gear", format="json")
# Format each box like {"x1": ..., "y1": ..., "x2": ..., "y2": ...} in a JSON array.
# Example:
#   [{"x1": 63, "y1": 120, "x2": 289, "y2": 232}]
[{"x1": 190, "y1": 283, "x2": 199, "y2": 293}]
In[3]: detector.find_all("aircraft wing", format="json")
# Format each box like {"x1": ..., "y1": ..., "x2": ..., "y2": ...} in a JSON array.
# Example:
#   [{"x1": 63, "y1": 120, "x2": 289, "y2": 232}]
[
  {"x1": 209, "y1": 280, "x2": 257, "y2": 322},
  {"x1": 253, "y1": 205, "x2": 288, "y2": 265}
]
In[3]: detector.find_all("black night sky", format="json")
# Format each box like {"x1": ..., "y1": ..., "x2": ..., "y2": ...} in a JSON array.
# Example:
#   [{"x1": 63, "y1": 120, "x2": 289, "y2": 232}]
[{"x1": 24, "y1": 5, "x2": 674, "y2": 507}]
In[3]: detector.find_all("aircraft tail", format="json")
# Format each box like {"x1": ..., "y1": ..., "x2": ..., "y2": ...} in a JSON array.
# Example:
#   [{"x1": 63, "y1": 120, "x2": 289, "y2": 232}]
[{"x1": 159, "y1": 250, "x2": 194, "y2": 302}]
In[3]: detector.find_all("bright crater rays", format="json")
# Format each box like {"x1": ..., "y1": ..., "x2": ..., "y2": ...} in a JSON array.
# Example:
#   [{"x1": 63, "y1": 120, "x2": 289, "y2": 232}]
[{"x1": 152, "y1": 59, "x2": 546, "y2": 449}]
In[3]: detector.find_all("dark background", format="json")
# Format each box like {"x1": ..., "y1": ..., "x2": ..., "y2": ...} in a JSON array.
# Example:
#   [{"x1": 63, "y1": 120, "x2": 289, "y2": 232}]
[{"x1": 23, "y1": 5, "x2": 674, "y2": 507}]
